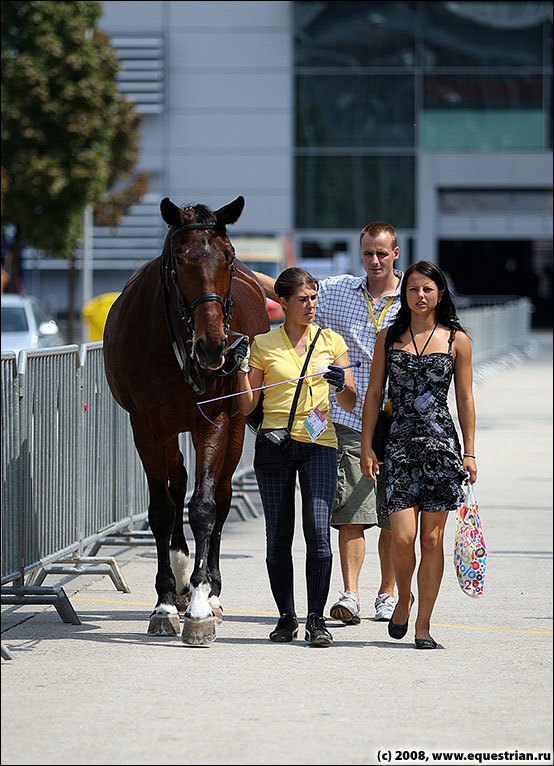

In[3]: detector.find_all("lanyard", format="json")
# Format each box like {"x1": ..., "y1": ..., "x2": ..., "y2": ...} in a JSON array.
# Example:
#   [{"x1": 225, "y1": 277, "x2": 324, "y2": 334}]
[{"x1": 363, "y1": 290, "x2": 395, "y2": 332}]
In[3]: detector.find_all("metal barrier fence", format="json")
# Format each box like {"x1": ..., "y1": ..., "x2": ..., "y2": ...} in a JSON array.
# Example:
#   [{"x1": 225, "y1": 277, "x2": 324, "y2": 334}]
[
  {"x1": 457, "y1": 297, "x2": 533, "y2": 364},
  {"x1": 1, "y1": 297, "x2": 533, "y2": 623},
  {"x1": 1, "y1": 341, "x2": 260, "y2": 622}
]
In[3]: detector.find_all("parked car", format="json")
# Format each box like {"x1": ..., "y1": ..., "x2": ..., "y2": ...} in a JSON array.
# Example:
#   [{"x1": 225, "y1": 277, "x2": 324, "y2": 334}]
[{"x1": 1, "y1": 293, "x2": 65, "y2": 354}]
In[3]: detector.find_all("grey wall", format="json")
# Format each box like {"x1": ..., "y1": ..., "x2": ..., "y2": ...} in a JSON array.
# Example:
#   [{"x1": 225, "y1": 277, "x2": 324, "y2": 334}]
[{"x1": 100, "y1": 0, "x2": 294, "y2": 234}]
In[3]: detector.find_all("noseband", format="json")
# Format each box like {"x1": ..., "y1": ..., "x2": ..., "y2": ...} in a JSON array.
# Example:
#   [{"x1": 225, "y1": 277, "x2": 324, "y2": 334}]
[{"x1": 161, "y1": 222, "x2": 242, "y2": 395}]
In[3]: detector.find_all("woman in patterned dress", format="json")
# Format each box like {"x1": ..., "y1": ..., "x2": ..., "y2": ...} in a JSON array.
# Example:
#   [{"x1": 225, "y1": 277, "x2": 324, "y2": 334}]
[{"x1": 360, "y1": 261, "x2": 477, "y2": 649}]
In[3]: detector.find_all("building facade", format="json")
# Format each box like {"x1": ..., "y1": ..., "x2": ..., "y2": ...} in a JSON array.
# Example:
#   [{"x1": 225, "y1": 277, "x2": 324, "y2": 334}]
[{"x1": 25, "y1": 1, "x2": 553, "y2": 326}]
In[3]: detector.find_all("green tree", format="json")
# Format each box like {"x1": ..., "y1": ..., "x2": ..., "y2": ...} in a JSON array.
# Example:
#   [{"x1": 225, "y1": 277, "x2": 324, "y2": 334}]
[{"x1": 1, "y1": 0, "x2": 147, "y2": 337}]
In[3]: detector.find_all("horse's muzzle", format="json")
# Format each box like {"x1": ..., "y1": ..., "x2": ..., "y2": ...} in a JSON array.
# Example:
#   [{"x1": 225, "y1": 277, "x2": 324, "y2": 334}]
[{"x1": 194, "y1": 337, "x2": 227, "y2": 371}]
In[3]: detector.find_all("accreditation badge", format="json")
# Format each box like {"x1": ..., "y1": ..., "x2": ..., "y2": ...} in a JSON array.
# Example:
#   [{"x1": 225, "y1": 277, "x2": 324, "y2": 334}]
[{"x1": 303, "y1": 407, "x2": 328, "y2": 442}]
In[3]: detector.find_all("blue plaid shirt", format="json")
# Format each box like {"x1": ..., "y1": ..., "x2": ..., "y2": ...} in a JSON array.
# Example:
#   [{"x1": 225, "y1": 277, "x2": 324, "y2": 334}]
[{"x1": 314, "y1": 270, "x2": 403, "y2": 433}]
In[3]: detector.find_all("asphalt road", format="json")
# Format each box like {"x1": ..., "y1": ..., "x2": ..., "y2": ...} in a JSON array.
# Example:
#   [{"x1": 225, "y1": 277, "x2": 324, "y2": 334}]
[{"x1": 1, "y1": 332, "x2": 552, "y2": 766}]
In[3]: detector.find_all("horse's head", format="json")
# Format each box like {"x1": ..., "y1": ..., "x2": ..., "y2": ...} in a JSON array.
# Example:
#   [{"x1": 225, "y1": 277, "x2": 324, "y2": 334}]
[{"x1": 160, "y1": 196, "x2": 244, "y2": 372}]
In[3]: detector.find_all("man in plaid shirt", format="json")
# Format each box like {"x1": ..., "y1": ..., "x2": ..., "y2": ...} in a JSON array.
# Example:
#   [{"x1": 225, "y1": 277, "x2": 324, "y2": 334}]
[{"x1": 253, "y1": 221, "x2": 403, "y2": 623}]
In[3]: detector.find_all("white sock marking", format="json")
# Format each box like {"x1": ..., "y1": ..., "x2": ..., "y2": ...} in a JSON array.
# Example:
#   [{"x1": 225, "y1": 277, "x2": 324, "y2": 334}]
[
  {"x1": 209, "y1": 595, "x2": 221, "y2": 610},
  {"x1": 187, "y1": 583, "x2": 212, "y2": 619},
  {"x1": 170, "y1": 549, "x2": 191, "y2": 595}
]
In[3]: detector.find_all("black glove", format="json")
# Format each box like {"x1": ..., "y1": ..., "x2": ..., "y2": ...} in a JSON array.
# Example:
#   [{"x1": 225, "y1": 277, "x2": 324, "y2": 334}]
[
  {"x1": 323, "y1": 364, "x2": 345, "y2": 393},
  {"x1": 232, "y1": 336, "x2": 250, "y2": 372}
]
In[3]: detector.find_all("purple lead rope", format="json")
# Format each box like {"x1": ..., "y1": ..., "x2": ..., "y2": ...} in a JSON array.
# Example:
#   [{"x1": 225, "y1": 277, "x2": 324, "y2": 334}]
[{"x1": 196, "y1": 360, "x2": 361, "y2": 428}]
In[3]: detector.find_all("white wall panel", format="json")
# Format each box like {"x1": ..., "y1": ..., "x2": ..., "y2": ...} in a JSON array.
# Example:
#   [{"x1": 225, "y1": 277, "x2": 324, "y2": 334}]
[
  {"x1": 168, "y1": 71, "x2": 291, "y2": 111},
  {"x1": 170, "y1": 113, "x2": 290, "y2": 150},
  {"x1": 168, "y1": 1, "x2": 289, "y2": 28},
  {"x1": 167, "y1": 31, "x2": 291, "y2": 69},
  {"x1": 167, "y1": 152, "x2": 290, "y2": 191},
  {"x1": 100, "y1": 1, "x2": 162, "y2": 30}
]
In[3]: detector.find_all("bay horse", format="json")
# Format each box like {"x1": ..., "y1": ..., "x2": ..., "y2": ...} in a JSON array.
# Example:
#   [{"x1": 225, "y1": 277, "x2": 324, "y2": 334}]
[{"x1": 103, "y1": 196, "x2": 269, "y2": 645}]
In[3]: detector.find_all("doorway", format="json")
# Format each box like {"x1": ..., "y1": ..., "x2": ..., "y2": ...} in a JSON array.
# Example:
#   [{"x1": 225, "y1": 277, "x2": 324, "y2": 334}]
[{"x1": 439, "y1": 239, "x2": 552, "y2": 327}]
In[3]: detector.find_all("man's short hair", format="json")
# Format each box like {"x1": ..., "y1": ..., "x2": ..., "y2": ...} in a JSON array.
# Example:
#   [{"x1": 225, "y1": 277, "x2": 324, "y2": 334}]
[{"x1": 359, "y1": 221, "x2": 398, "y2": 249}]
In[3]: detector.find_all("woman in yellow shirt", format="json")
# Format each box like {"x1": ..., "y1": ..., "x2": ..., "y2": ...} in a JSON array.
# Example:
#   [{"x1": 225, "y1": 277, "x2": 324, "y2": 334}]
[{"x1": 236, "y1": 268, "x2": 356, "y2": 646}]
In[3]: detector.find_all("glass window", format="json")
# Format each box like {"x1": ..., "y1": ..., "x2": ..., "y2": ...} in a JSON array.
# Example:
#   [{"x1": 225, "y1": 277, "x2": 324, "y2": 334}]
[
  {"x1": 422, "y1": 2, "x2": 550, "y2": 68},
  {"x1": 439, "y1": 189, "x2": 553, "y2": 214},
  {"x1": 296, "y1": 156, "x2": 414, "y2": 229},
  {"x1": 300, "y1": 241, "x2": 349, "y2": 259},
  {"x1": 31, "y1": 300, "x2": 52, "y2": 326},
  {"x1": 295, "y1": 1, "x2": 417, "y2": 68},
  {"x1": 296, "y1": 75, "x2": 415, "y2": 148},
  {"x1": 1, "y1": 306, "x2": 29, "y2": 332},
  {"x1": 421, "y1": 74, "x2": 545, "y2": 149}
]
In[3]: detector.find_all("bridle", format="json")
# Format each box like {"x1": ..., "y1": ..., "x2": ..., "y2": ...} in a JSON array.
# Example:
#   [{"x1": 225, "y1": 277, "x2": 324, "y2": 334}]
[{"x1": 161, "y1": 222, "x2": 244, "y2": 396}]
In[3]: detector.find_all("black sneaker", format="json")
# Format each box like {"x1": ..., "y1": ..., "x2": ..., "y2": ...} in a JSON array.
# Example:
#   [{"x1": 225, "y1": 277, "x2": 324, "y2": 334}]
[
  {"x1": 269, "y1": 613, "x2": 299, "y2": 642},
  {"x1": 305, "y1": 613, "x2": 333, "y2": 646}
]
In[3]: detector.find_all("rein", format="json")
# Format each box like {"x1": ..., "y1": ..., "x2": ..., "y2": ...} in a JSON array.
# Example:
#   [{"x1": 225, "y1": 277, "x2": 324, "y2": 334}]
[{"x1": 161, "y1": 222, "x2": 243, "y2": 396}]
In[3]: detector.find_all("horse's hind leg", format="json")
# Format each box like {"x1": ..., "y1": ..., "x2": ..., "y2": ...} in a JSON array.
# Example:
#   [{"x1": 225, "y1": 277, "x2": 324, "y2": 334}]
[
  {"x1": 132, "y1": 420, "x2": 181, "y2": 636},
  {"x1": 167, "y1": 439, "x2": 191, "y2": 612}
]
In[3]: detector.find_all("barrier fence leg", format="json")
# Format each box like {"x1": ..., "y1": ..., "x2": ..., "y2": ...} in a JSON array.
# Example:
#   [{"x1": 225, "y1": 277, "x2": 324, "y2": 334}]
[
  {"x1": 2, "y1": 643, "x2": 15, "y2": 661},
  {"x1": 26, "y1": 556, "x2": 131, "y2": 594},
  {"x1": 1, "y1": 585, "x2": 81, "y2": 625}
]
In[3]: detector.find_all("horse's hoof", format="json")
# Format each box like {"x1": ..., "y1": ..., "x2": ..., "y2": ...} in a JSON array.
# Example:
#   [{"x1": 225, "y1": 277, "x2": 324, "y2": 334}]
[
  {"x1": 212, "y1": 605, "x2": 223, "y2": 624},
  {"x1": 175, "y1": 592, "x2": 191, "y2": 612},
  {"x1": 147, "y1": 613, "x2": 181, "y2": 636},
  {"x1": 182, "y1": 615, "x2": 216, "y2": 646}
]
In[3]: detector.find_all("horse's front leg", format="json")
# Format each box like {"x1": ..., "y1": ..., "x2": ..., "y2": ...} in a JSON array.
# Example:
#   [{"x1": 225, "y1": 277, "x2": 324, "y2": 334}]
[
  {"x1": 182, "y1": 464, "x2": 218, "y2": 645},
  {"x1": 182, "y1": 414, "x2": 233, "y2": 646},
  {"x1": 133, "y1": 421, "x2": 181, "y2": 637}
]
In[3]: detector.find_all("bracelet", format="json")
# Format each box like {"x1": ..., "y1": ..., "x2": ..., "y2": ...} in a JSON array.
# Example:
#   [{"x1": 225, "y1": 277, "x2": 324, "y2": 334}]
[{"x1": 463, "y1": 453, "x2": 476, "y2": 459}]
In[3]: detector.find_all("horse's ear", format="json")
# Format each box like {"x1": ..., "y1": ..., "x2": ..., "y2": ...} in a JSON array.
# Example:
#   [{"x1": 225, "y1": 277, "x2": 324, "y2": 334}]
[
  {"x1": 160, "y1": 197, "x2": 182, "y2": 226},
  {"x1": 215, "y1": 196, "x2": 245, "y2": 226}
]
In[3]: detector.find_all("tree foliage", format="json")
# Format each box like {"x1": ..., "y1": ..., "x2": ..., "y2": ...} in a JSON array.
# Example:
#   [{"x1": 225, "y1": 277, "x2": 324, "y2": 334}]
[{"x1": 1, "y1": 0, "x2": 146, "y2": 265}]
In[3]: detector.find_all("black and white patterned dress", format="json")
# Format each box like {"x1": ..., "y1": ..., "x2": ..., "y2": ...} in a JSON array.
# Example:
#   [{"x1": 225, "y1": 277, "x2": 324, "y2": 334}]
[{"x1": 380, "y1": 330, "x2": 467, "y2": 515}]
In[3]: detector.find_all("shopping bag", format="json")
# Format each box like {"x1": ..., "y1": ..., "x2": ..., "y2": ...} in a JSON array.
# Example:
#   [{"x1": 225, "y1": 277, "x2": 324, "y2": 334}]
[{"x1": 453, "y1": 482, "x2": 486, "y2": 598}]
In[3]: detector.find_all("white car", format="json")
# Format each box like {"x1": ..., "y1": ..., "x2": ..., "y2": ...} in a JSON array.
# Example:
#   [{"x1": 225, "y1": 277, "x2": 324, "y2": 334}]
[{"x1": 1, "y1": 293, "x2": 65, "y2": 354}]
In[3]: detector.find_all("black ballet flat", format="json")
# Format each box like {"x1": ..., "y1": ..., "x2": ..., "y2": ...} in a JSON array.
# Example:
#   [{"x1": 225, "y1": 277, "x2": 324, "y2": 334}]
[
  {"x1": 388, "y1": 593, "x2": 415, "y2": 640},
  {"x1": 415, "y1": 636, "x2": 437, "y2": 650}
]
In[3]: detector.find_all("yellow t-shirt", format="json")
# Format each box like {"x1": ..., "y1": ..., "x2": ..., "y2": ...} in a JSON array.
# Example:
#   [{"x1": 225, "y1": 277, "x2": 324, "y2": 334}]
[{"x1": 249, "y1": 323, "x2": 348, "y2": 448}]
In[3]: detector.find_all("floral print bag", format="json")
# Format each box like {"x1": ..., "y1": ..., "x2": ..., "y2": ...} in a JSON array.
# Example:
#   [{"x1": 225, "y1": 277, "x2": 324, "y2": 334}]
[{"x1": 453, "y1": 481, "x2": 486, "y2": 598}]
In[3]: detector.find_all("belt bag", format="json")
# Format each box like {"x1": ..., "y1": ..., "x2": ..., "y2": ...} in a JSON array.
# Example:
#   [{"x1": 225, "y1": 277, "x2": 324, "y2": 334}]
[{"x1": 253, "y1": 327, "x2": 322, "y2": 471}]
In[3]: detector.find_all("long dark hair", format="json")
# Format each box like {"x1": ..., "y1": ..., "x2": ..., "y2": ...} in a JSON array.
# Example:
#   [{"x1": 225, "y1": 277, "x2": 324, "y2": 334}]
[{"x1": 387, "y1": 261, "x2": 466, "y2": 344}]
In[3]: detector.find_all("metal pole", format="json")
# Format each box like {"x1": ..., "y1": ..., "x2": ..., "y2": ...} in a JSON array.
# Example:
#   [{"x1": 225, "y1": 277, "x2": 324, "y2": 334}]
[{"x1": 81, "y1": 205, "x2": 93, "y2": 342}]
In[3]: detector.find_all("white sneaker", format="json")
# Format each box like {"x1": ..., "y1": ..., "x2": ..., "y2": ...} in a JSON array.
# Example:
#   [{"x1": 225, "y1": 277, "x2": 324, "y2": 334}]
[
  {"x1": 374, "y1": 593, "x2": 397, "y2": 621},
  {"x1": 329, "y1": 591, "x2": 361, "y2": 625}
]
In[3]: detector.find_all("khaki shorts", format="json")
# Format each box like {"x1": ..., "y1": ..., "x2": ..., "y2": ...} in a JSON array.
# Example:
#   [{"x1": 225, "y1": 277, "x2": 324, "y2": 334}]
[{"x1": 331, "y1": 423, "x2": 391, "y2": 531}]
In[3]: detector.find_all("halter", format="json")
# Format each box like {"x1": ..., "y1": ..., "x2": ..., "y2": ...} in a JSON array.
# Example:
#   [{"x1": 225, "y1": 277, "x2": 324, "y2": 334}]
[{"x1": 161, "y1": 222, "x2": 243, "y2": 396}]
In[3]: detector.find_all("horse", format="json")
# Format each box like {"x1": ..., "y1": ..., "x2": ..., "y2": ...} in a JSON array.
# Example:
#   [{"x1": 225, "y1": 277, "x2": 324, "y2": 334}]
[{"x1": 103, "y1": 195, "x2": 269, "y2": 645}]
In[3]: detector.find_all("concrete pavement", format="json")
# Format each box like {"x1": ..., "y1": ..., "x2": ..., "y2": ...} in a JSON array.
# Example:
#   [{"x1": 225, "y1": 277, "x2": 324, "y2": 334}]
[{"x1": 2, "y1": 331, "x2": 552, "y2": 765}]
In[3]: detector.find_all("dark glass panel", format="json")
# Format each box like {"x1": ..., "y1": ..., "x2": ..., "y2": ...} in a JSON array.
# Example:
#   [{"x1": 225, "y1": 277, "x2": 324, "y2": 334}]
[
  {"x1": 294, "y1": 1, "x2": 417, "y2": 68},
  {"x1": 296, "y1": 75, "x2": 415, "y2": 147},
  {"x1": 424, "y1": 75, "x2": 542, "y2": 110},
  {"x1": 296, "y1": 156, "x2": 414, "y2": 229},
  {"x1": 422, "y1": 2, "x2": 549, "y2": 67}
]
